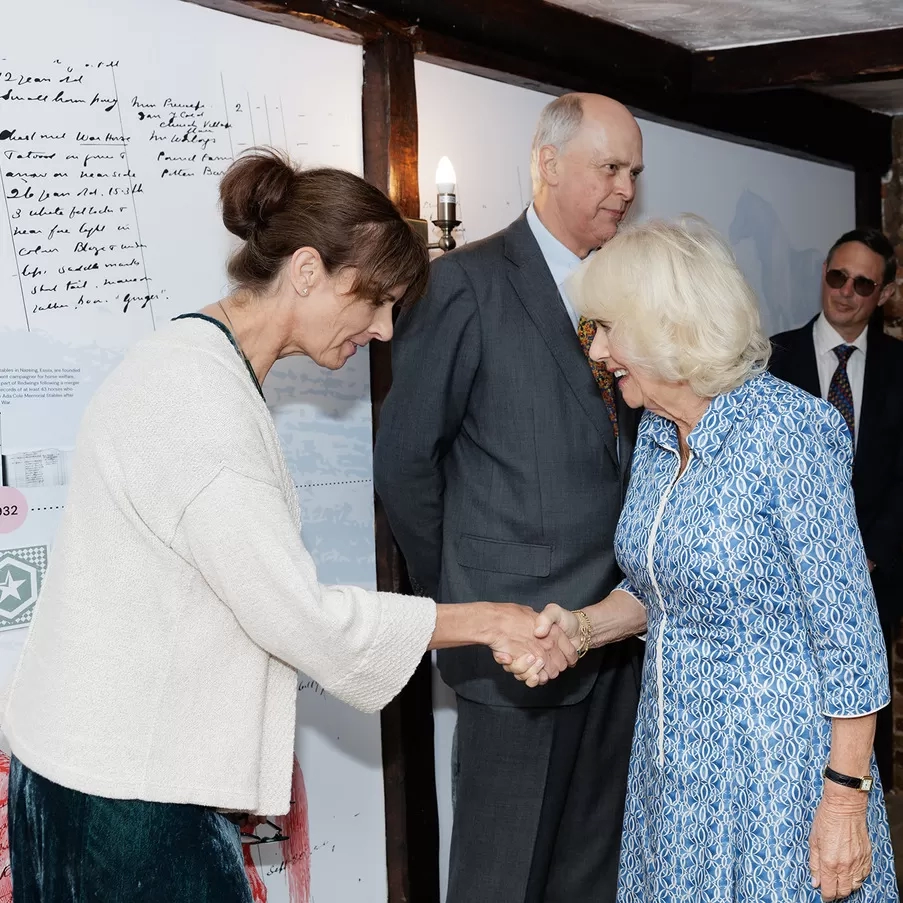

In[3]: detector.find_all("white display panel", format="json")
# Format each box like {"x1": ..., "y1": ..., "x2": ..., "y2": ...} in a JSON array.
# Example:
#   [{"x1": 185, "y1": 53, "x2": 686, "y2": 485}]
[{"x1": 1, "y1": 4, "x2": 384, "y2": 901}]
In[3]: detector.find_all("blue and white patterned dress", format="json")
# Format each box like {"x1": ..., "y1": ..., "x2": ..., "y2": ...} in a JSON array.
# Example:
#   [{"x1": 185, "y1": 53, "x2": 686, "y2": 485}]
[{"x1": 615, "y1": 372, "x2": 898, "y2": 902}]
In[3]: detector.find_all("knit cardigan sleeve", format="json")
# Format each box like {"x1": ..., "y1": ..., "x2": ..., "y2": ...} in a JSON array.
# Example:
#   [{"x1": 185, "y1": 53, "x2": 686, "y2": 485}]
[{"x1": 175, "y1": 466, "x2": 436, "y2": 715}]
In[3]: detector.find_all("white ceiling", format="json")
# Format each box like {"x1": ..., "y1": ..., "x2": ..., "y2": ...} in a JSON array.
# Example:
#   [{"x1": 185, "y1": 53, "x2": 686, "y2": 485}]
[{"x1": 547, "y1": 0, "x2": 903, "y2": 50}]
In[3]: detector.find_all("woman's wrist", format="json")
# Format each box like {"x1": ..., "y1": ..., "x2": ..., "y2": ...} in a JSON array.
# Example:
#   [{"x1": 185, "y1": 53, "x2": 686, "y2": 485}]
[
  {"x1": 430, "y1": 601, "x2": 500, "y2": 650},
  {"x1": 573, "y1": 610, "x2": 592, "y2": 657},
  {"x1": 583, "y1": 596, "x2": 625, "y2": 647},
  {"x1": 821, "y1": 777, "x2": 870, "y2": 812}
]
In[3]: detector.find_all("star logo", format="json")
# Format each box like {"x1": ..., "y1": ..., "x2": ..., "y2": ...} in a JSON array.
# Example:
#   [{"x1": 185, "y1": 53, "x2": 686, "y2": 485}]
[
  {"x1": 0, "y1": 554, "x2": 41, "y2": 622},
  {"x1": 0, "y1": 570, "x2": 25, "y2": 603}
]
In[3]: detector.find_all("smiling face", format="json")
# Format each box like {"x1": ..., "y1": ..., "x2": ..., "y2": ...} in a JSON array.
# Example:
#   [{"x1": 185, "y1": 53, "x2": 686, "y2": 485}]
[
  {"x1": 588, "y1": 322, "x2": 706, "y2": 428},
  {"x1": 536, "y1": 96, "x2": 644, "y2": 257},
  {"x1": 821, "y1": 241, "x2": 894, "y2": 342},
  {"x1": 588, "y1": 323, "x2": 657, "y2": 410}
]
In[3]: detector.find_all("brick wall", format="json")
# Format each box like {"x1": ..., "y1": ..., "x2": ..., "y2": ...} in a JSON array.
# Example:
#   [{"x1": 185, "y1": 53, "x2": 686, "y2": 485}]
[{"x1": 883, "y1": 117, "x2": 903, "y2": 789}]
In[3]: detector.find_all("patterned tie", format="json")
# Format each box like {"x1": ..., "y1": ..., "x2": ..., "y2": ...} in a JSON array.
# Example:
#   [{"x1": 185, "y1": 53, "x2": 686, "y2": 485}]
[
  {"x1": 577, "y1": 316, "x2": 619, "y2": 439},
  {"x1": 827, "y1": 344, "x2": 856, "y2": 440}
]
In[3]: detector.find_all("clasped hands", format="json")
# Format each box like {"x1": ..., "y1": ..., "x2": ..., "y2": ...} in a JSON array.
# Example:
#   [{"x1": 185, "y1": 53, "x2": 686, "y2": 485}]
[{"x1": 489, "y1": 603, "x2": 582, "y2": 687}]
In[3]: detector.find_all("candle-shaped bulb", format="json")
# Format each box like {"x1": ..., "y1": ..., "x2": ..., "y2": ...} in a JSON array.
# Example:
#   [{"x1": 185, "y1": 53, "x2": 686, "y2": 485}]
[{"x1": 436, "y1": 156, "x2": 456, "y2": 195}]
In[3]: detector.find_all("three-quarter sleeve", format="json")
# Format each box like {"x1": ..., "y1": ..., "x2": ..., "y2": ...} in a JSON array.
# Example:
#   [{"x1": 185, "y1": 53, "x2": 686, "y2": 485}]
[
  {"x1": 615, "y1": 577, "x2": 646, "y2": 607},
  {"x1": 770, "y1": 402, "x2": 889, "y2": 717},
  {"x1": 175, "y1": 467, "x2": 437, "y2": 714}
]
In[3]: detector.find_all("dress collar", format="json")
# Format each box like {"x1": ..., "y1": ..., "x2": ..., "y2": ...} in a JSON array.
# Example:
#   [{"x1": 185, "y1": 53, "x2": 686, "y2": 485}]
[{"x1": 645, "y1": 375, "x2": 762, "y2": 465}]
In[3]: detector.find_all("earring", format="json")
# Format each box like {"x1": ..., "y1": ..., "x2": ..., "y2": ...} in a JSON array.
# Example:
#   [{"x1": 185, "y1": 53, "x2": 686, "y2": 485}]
[{"x1": 301, "y1": 287, "x2": 309, "y2": 296}]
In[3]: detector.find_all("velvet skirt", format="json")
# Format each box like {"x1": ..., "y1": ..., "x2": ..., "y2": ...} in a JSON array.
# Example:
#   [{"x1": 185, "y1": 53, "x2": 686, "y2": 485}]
[{"x1": 8, "y1": 756, "x2": 253, "y2": 902}]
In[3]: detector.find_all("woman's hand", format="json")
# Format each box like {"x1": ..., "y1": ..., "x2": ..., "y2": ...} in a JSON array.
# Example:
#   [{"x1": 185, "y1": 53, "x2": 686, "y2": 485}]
[
  {"x1": 488, "y1": 603, "x2": 578, "y2": 687},
  {"x1": 534, "y1": 603, "x2": 580, "y2": 645},
  {"x1": 495, "y1": 603, "x2": 581, "y2": 688},
  {"x1": 809, "y1": 784, "x2": 872, "y2": 900}
]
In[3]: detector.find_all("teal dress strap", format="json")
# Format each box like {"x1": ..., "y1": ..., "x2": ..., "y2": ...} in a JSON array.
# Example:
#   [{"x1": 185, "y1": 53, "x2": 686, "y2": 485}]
[{"x1": 173, "y1": 313, "x2": 265, "y2": 400}]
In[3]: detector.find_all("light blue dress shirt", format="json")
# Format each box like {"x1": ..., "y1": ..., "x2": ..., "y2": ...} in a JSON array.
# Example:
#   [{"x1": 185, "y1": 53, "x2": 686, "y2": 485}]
[{"x1": 525, "y1": 203, "x2": 583, "y2": 332}]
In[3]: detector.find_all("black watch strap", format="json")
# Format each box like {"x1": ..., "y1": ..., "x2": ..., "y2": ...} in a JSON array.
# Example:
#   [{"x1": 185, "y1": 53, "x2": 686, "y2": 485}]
[{"x1": 823, "y1": 765, "x2": 874, "y2": 792}]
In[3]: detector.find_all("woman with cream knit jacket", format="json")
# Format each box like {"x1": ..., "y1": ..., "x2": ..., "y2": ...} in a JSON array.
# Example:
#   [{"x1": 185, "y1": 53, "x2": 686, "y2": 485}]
[{"x1": 3, "y1": 150, "x2": 576, "y2": 902}]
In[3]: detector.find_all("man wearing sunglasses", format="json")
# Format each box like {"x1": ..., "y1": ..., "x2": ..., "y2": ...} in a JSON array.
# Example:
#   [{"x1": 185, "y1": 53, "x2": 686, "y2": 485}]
[{"x1": 770, "y1": 227, "x2": 903, "y2": 789}]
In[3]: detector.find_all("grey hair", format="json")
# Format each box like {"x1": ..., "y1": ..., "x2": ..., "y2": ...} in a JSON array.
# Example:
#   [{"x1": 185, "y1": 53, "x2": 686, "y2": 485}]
[{"x1": 530, "y1": 94, "x2": 585, "y2": 196}]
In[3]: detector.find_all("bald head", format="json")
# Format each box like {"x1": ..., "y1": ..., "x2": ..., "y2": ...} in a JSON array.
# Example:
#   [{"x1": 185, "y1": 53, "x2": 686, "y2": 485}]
[{"x1": 531, "y1": 93, "x2": 644, "y2": 257}]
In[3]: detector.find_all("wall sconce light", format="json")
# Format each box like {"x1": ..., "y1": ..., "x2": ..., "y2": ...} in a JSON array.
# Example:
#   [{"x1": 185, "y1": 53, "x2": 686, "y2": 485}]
[
  {"x1": 431, "y1": 156, "x2": 460, "y2": 252},
  {"x1": 406, "y1": 156, "x2": 462, "y2": 253}
]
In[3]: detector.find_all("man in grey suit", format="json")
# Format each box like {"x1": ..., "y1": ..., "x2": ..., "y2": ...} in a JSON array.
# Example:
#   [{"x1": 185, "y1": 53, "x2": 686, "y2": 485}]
[{"x1": 373, "y1": 94, "x2": 646, "y2": 903}]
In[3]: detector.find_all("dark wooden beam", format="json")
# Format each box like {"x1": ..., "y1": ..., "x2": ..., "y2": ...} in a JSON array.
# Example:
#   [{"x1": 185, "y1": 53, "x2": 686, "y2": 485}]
[
  {"x1": 363, "y1": 36, "x2": 421, "y2": 222},
  {"x1": 357, "y1": 0, "x2": 691, "y2": 111},
  {"x1": 856, "y1": 168, "x2": 885, "y2": 230},
  {"x1": 693, "y1": 27, "x2": 903, "y2": 93},
  {"x1": 416, "y1": 37, "x2": 892, "y2": 174},
  {"x1": 183, "y1": 0, "x2": 374, "y2": 41},
  {"x1": 186, "y1": 0, "x2": 892, "y2": 172},
  {"x1": 681, "y1": 88, "x2": 893, "y2": 176},
  {"x1": 362, "y1": 34, "x2": 440, "y2": 903}
]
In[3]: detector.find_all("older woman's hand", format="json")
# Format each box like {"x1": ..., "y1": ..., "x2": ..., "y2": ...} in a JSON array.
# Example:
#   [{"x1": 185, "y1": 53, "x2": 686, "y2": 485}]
[
  {"x1": 809, "y1": 784, "x2": 872, "y2": 901},
  {"x1": 495, "y1": 604, "x2": 581, "y2": 688},
  {"x1": 489, "y1": 603, "x2": 579, "y2": 687}
]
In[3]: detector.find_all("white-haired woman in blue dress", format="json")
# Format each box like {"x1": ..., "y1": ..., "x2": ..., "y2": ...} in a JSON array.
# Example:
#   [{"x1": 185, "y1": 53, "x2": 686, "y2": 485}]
[{"x1": 506, "y1": 217, "x2": 896, "y2": 902}]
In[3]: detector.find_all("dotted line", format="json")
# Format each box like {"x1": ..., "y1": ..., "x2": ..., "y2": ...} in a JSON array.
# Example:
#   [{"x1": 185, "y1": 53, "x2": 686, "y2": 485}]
[
  {"x1": 294, "y1": 479, "x2": 372, "y2": 489},
  {"x1": 29, "y1": 481, "x2": 372, "y2": 510}
]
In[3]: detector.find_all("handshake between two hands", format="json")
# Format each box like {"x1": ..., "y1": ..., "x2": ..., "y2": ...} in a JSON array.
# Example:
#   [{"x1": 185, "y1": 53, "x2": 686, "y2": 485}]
[{"x1": 488, "y1": 603, "x2": 583, "y2": 688}]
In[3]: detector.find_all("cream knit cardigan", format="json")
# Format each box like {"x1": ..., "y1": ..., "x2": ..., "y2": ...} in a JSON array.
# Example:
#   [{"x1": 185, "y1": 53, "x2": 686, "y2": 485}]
[{"x1": 3, "y1": 318, "x2": 437, "y2": 815}]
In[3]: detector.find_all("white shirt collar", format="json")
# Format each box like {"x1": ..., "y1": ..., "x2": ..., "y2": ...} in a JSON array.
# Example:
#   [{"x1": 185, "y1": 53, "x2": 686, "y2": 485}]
[
  {"x1": 526, "y1": 203, "x2": 587, "y2": 331},
  {"x1": 525, "y1": 203, "x2": 583, "y2": 291},
  {"x1": 812, "y1": 312, "x2": 869, "y2": 359}
]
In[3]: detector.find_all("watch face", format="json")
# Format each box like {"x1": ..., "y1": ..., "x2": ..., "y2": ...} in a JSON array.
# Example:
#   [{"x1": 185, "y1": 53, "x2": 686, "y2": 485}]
[{"x1": 862, "y1": 777, "x2": 874, "y2": 792}]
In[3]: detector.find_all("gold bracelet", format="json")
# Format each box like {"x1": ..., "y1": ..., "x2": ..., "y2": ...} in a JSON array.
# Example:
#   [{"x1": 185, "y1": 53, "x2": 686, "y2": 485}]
[{"x1": 573, "y1": 610, "x2": 592, "y2": 658}]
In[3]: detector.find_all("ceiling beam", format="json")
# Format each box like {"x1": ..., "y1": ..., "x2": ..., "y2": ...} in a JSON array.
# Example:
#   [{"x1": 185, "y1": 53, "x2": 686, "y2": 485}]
[
  {"x1": 693, "y1": 27, "x2": 903, "y2": 93},
  {"x1": 182, "y1": 0, "x2": 893, "y2": 172},
  {"x1": 415, "y1": 34, "x2": 892, "y2": 174},
  {"x1": 183, "y1": 0, "x2": 398, "y2": 42},
  {"x1": 350, "y1": 0, "x2": 693, "y2": 110}
]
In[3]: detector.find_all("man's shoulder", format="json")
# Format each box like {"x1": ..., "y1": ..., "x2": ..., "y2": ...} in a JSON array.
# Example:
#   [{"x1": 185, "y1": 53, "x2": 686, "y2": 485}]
[
  {"x1": 432, "y1": 216, "x2": 528, "y2": 273},
  {"x1": 770, "y1": 321, "x2": 813, "y2": 350},
  {"x1": 872, "y1": 327, "x2": 903, "y2": 359},
  {"x1": 870, "y1": 327, "x2": 903, "y2": 380}
]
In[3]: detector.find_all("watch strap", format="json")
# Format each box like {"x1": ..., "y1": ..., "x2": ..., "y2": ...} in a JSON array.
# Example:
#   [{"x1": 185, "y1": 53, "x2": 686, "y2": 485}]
[{"x1": 823, "y1": 765, "x2": 874, "y2": 792}]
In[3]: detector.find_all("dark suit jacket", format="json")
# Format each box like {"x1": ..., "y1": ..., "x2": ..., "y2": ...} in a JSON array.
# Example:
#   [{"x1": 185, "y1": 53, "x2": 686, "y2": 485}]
[
  {"x1": 769, "y1": 315, "x2": 903, "y2": 623},
  {"x1": 373, "y1": 214, "x2": 639, "y2": 707}
]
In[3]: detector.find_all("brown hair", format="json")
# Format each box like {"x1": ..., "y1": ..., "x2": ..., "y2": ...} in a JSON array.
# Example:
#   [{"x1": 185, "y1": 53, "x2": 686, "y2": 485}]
[{"x1": 219, "y1": 148, "x2": 429, "y2": 307}]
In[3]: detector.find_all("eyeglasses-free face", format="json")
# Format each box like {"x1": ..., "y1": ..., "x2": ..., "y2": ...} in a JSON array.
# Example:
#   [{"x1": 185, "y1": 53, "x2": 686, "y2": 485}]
[{"x1": 824, "y1": 268, "x2": 881, "y2": 298}]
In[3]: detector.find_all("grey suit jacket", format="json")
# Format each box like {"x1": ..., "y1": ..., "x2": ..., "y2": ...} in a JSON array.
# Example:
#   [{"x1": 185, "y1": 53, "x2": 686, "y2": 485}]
[{"x1": 373, "y1": 214, "x2": 638, "y2": 707}]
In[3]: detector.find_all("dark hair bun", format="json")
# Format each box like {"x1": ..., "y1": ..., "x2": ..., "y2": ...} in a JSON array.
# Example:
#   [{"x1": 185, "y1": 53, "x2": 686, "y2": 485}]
[{"x1": 220, "y1": 148, "x2": 296, "y2": 241}]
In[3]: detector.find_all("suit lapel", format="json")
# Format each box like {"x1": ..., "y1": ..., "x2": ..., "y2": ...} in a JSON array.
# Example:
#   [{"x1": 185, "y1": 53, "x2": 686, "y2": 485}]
[
  {"x1": 793, "y1": 319, "x2": 821, "y2": 397},
  {"x1": 504, "y1": 219, "x2": 618, "y2": 467}
]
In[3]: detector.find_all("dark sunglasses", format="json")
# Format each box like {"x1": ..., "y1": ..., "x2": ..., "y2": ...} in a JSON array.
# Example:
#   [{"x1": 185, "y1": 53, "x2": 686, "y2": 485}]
[{"x1": 825, "y1": 268, "x2": 881, "y2": 297}]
